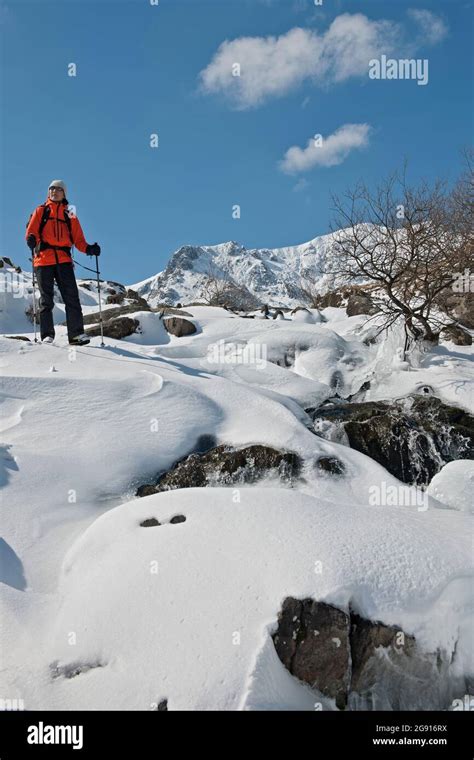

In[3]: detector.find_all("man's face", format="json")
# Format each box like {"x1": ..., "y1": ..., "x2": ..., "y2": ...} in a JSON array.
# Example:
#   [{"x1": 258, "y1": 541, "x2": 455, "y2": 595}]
[{"x1": 49, "y1": 186, "x2": 64, "y2": 202}]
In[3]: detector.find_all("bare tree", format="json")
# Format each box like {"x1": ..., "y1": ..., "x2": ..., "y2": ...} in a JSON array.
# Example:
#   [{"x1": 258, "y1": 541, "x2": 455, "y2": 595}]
[
  {"x1": 326, "y1": 165, "x2": 473, "y2": 346},
  {"x1": 200, "y1": 264, "x2": 260, "y2": 311},
  {"x1": 298, "y1": 272, "x2": 323, "y2": 308},
  {"x1": 200, "y1": 264, "x2": 233, "y2": 306}
]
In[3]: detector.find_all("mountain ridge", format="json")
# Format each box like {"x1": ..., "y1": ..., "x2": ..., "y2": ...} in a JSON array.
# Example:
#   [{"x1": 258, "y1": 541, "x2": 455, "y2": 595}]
[{"x1": 129, "y1": 230, "x2": 346, "y2": 308}]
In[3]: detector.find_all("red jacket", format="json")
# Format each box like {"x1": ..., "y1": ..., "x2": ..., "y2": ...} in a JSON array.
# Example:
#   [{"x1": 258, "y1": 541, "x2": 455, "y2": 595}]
[{"x1": 26, "y1": 198, "x2": 90, "y2": 267}]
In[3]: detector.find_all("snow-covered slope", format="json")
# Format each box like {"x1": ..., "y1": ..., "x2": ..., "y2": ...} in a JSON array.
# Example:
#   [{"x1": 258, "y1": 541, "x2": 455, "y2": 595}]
[
  {"x1": 1, "y1": 268, "x2": 473, "y2": 711},
  {"x1": 130, "y1": 232, "x2": 348, "y2": 308}
]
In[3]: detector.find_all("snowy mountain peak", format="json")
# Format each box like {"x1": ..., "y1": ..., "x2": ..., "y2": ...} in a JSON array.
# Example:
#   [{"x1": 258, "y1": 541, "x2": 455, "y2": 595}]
[{"x1": 130, "y1": 230, "x2": 343, "y2": 308}]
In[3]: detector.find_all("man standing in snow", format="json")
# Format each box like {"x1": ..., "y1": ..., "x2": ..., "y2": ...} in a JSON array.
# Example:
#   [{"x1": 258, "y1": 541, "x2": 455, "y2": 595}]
[{"x1": 25, "y1": 180, "x2": 101, "y2": 345}]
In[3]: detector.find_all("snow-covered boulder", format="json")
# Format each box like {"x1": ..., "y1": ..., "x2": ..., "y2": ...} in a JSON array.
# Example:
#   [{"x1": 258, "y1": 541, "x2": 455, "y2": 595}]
[
  {"x1": 40, "y1": 487, "x2": 473, "y2": 711},
  {"x1": 427, "y1": 460, "x2": 474, "y2": 513}
]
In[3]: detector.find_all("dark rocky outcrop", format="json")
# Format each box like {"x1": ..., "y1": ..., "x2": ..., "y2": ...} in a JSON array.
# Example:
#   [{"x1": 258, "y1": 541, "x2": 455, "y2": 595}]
[
  {"x1": 273, "y1": 598, "x2": 350, "y2": 709},
  {"x1": 438, "y1": 291, "x2": 474, "y2": 329},
  {"x1": 308, "y1": 396, "x2": 474, "y2": 485},
  {"x1": 170, "y1": 515, "x2": 186, "y2": 524},
  {"x1": 290, "y1": 306, "x2": 312, "y2": 315},
  {"x1": 273, "y1": 598, "x2": 466, "y2": 710},
  {"x1": 140, "y1": 518, "x2": 160, "y2": 528},
  {"x1": 136, "y1": 444, "x2": 303, "y2": 496},
  {"x1": 136, "y1": 484, "x2": 159, "y2": 498},
  {"x1": 163, "y1": 317, "x2": 197, "y2": 337},
  {"x1": 86, "y1": 317, "x2": 139, "y2": 339},
  {"x1": 441, "y1": 324, "x2": 472, "y2": 346},
  {"x1": 4, "y1": 335, "x2": 30, "y2": 342},
  {"x1": 313, "y1": 285, "x2": 375, "y2": 311},
  {"x1": 346, "y1": 292, "x2": 380, "y2": 317},
  {"x1": 106, "y1": 292, "x2": 125, "y2": 305},
  {"x1": 316, "y1": 456, "x2": 346, "y2": 475},
  {"x1": 0, "y1": 256, "x2": 21, "y2": 273},
  {"x1": 82, "y1": 302, "x2": 150, "y2": 325}
]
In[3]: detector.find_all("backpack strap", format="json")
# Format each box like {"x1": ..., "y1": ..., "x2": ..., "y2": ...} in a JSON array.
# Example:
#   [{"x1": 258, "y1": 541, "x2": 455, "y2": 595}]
[
  {"x1": 63, "y1": 206, "x2": 73, "y2": 244},
  {"x1": 38, "y1": 204, "x2": 51, "y2": 241},
  {"x1": 27, "y1": 202, "x2": 73, "y2": 256},
  {"x1": 38, "y1": 203, "x2": 73, "y2": 244}
]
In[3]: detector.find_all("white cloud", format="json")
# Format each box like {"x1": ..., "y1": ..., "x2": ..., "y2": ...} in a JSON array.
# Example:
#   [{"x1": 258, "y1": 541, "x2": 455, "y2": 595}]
[
  {"x1": 199, "y1": 11, "x2": 448, "y2": 109},
  {"x1": 280, "y1": 123, "x2": 371, "y2": 174},
  {"x1": 408, "y1": 9, "x2": 448, "y2": 45}
]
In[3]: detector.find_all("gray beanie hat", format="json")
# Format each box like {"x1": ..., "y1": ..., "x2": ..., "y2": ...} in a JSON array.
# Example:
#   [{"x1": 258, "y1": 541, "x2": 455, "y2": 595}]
[{"x1": 49, "y1": 179, "x2": 67, "y2": 196}]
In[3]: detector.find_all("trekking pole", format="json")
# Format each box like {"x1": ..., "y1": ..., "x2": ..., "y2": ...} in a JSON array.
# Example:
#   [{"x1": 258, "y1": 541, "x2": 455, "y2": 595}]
[
  {"x1": 92, "y1": 253, "x2": 104, "y2": 347},
  {"x1": 30, "y1": 256, "x2": 38, "y2": 343}
]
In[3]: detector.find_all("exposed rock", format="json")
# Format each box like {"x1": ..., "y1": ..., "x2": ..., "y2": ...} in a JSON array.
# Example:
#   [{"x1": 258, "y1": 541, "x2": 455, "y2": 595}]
[
  {"x1": 273, "y1": 598, "x2": 350, "y2": 709},
  {"x1": 4, "y1": 335, "x2": 30, "y2": 342},
  {"x1": 86, "y1": 317, "x2": 139, "y2": 340},
  {"x1": 273, "y1": 598, "x2": 466, "y2": 710},
  {"x1": 157, "y1": 699, "x2": 168, "y2": 711},
  {"x1": 82, "y1": 302, "x2": 151, "y2": 325},
  {"x1": 163, "y1": 317, "x2": 197, "y2": 337},
  {"x1": 136, "y1": 484, "x2": 159, "y2": 498},
  {"x1": 314, "y1": 290, "x2": 345, "y2": 309},
  {"x1": 50, "y1": 659, "x2": 106, "y2": 680},
  {"x1": 441, "y1": 324, "x2": 472, "y2": 346},
  {"x1": 106, "y1": 292, "x2": 125, "y2": 305},
  {"x1": 346, "y1": 293, "x2": 379, "y2": 317},
  {"x1": 170, "y1": 515, "x2": 186, "y2": 524},
  {"x1": 316, "y1": 456, "x2": 346, "y2": 475},
  {"x1": 309, "y1": 396, "x2": 474, "y2": 486},
  {"x1": 140, "y1": 518, "x2": 160, "y2": 528},
  {"x1": 313, "y1": 285, "x2": 375, "y2": 310},
  {"x1": 136, "y1": 444, "x2": 303, "y2": 496},
  {"x1": 0, "y1": 256, "x2": 21, "y2": 273},
  {"x1": 438, "y1": 291, "x2": 474, "y2": 329},
  {"x1": 290, "y1": 306, "x2": 312, "y2": 315},
  {"x1": 125, "y1": 289, "x2": 149, "y2": 309}
]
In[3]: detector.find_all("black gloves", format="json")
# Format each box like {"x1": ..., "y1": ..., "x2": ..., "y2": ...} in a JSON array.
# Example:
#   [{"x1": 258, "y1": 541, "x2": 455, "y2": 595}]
[
  {"x1": 26, "y1": 234, "x2": 37, "y2": 251},
  {"x1": 86, "y1": 243, "x2": 101, "y2": 257}
]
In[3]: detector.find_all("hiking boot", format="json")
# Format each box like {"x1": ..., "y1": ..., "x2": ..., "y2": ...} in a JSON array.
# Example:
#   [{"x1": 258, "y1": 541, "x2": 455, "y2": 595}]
[{"x1": 69, "y1": 333, "x2": 90, "y2": 346}]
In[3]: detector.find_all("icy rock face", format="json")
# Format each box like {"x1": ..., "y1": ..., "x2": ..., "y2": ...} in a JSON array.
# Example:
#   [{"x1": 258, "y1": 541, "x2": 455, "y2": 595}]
[
  {"x1": 273, "y1": 598, "x2": 468, "y2": 711},
  {"x1": 136, "y1": 445, "x2": 303, "y2": 496},
  {"x1": 309, "y1": 396, "x2": 474, "y2": 486}
]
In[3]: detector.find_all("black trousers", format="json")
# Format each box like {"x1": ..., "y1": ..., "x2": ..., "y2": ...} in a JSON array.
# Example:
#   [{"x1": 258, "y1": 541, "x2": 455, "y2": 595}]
[{"x1": 35, "y1": 262, "x2": 84, "y2": 341}]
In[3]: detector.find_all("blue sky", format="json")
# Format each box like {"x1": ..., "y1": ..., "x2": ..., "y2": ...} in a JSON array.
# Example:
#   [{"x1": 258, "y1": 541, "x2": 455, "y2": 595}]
[{"x1": 1, "y1": 0, "x2": 472, "y2": 284}]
